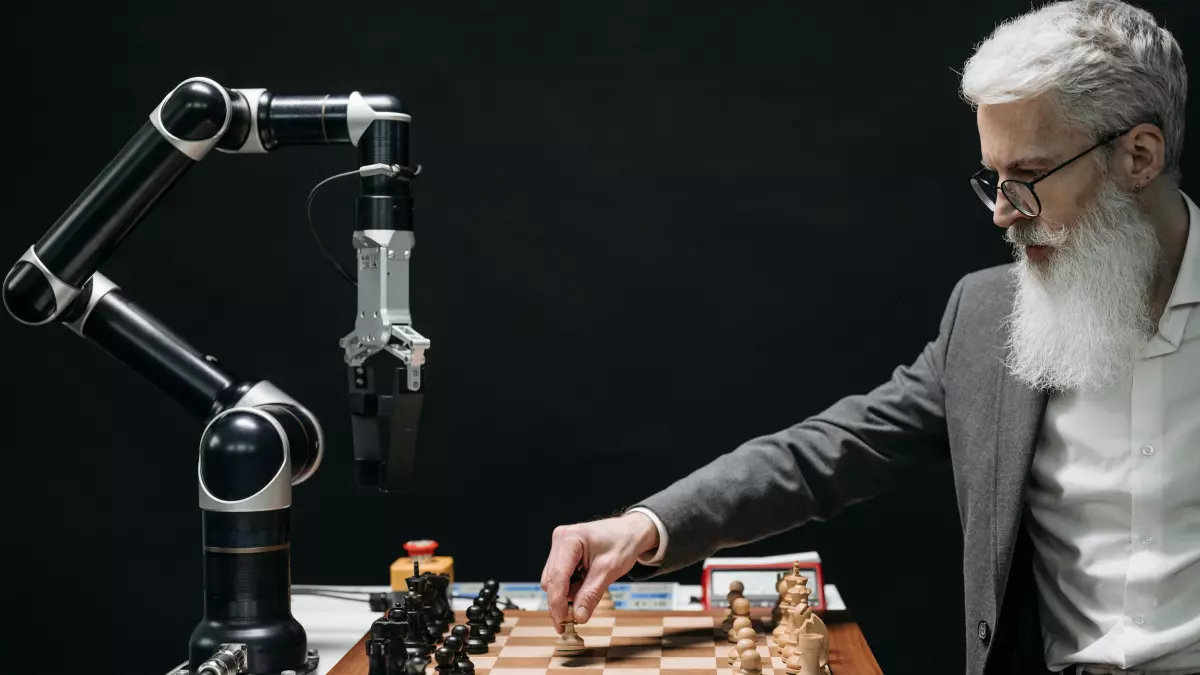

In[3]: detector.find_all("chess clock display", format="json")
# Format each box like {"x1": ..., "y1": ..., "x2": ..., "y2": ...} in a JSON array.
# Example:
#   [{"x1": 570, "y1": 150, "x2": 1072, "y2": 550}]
[{"x1": 701, "y1": 556, "x2": 825, "y2": 611}]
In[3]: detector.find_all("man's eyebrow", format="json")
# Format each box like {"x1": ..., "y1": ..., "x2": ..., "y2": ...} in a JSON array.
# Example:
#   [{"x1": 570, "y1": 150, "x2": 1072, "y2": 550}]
[{"x1": 981, "y1": 156, "x2": 1054, "y2": 171}]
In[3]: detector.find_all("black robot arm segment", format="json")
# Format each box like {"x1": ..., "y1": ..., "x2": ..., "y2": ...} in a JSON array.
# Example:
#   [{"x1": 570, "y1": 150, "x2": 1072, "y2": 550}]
[
  {"x1": 1, "y1": 76, "x2": 414, "y2": 326},
  {"x1": 61, "y1": 272, "x2": 324, "y2": 484}
]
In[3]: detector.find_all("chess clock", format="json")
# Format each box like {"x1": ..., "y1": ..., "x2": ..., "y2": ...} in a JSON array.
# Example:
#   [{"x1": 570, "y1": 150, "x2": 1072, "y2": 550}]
[{"x1": 701, "y1": 558, "x2": 825, "y2": 612}]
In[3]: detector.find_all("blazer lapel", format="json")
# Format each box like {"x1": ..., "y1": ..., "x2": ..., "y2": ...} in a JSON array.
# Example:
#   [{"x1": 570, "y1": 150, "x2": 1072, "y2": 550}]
[{"x1": 993, "y1": 370, "x2": 1048, "y2": 605}]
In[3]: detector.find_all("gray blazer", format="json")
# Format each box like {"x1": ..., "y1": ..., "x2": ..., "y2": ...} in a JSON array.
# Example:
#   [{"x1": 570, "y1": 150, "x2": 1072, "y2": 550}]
[{"x1": 632, "y1": 263, "x2": 1051, "y2": 675}]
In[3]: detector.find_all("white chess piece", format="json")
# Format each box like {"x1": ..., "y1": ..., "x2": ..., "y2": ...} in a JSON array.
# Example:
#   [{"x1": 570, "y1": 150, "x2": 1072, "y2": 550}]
[
  {"x1": 555, "y1": 602, "x2": 586, "y2": 653},
  {"x1": 740, "y1": 648, "x2": 763, "y2": 675},
  {"x1": 785, "y1": 633, "x2": 823, "y2": 675},
  {"x1": 729, "y1": 637, "x2": 755, "y2": 665}
]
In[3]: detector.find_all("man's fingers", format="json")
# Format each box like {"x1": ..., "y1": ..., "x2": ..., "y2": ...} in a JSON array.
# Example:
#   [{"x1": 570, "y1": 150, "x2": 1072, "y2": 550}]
[
  {"x1": 542, "y1": 528, "x2": 585, "y2": 632},
  {"x1": 571, "y1": 560, "x2": 614, "y2": 624}
]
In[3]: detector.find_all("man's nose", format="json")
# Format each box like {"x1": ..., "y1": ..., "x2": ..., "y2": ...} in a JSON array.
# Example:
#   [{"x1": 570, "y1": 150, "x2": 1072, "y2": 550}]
[{"x1": 992, "y1": 190, "x2": 1027, "y2": 229}]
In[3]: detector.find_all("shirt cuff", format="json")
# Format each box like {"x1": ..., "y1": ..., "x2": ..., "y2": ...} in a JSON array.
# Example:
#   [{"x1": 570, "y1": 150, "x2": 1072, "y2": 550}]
[{"x1": 626, "y1": 506, "x2": 668, "y2": 566}]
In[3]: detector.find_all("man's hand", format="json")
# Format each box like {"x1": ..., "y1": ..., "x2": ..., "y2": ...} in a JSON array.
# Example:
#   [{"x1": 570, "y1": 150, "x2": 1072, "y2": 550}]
[{"x1": 540, "y1": 512, "x2": 660, "y2": 632}]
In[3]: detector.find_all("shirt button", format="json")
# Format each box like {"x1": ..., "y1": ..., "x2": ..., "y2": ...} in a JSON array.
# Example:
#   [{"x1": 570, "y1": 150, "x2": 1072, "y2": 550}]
[
  {"x1": 1134, "y1": 615, "x2": 1146, "y2": 625},
  {"x1": 1142, "y1": 536, "x2": 1154, "y2": 545},
  {"x1": 1141, "y1": 445, "x2": 1155, "y2": 456},
  {"x1": 977, "y1": 620, "x2": 991, "y2": 643}
]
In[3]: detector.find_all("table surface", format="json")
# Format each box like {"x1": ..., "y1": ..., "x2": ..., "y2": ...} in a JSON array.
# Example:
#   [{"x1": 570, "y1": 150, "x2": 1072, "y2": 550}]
[
  {"x1": 327, "y1": 609, "x2": 880, "y2": 675},
  {"x1": 292, "y1": 584, "x2": 847, "y2": 675}
]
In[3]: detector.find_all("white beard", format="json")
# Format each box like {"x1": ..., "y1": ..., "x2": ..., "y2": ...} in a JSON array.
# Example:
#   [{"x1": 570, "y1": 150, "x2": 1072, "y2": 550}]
[{"x1": 1003, "y1": 180, "x2": 1162, "y2": 392}]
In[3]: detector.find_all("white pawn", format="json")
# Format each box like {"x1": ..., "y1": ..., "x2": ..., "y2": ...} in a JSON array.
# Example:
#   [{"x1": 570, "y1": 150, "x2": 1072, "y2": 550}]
[
  {"x1": 555, "y1": 602, "x2": 586, "y2": 653},
  {"x1": 740, "y1": 649, "x2": 763, "y2": 675},
  {"x1": 728, "y1": 637, "x2": 755, "y2": 665},
  {"x1": 722, "y1": 581, "x2": 746, "y2": 631}
]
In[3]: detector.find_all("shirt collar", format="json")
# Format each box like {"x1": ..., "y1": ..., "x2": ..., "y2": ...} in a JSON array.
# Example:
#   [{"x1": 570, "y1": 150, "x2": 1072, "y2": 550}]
[
  {"x1": 1169, "y1": 189, "x2": 1200, "y2": 308},
  {"x1": 1142, "y1": 189, "x2": 1199, "y2": 357}
]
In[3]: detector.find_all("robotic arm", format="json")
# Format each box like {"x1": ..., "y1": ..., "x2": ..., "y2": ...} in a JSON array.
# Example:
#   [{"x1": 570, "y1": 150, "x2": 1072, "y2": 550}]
[{"x1": 2, "y1": 77, "x2": 427, "y2": 675}]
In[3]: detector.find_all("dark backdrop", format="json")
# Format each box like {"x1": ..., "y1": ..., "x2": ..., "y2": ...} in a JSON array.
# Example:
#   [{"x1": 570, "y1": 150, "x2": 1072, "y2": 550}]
[{"x1": 2, "y1": 2, "x2": 1195, "y2": 674}]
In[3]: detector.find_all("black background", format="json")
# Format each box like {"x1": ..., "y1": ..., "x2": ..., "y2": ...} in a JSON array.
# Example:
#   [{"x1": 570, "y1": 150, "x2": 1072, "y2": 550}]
[{"x1": 1, "y1": 2, "x2": 1195, "y2": 674}]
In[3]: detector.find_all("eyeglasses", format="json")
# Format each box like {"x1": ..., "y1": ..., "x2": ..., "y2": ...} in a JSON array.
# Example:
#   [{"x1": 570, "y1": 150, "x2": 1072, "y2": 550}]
[{"x1": 969, "y1": 128, "x2": 1132, "y2": 217}]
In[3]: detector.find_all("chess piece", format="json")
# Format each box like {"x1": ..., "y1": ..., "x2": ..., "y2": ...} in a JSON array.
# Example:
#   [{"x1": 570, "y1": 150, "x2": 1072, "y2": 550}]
[
  {"x1": 443, "y1": 636, "x2": 464, "y2": 675},
  {"x1": 477, "y1": 588, "x2": 500, "y2": 639},
  {"x1": 785, "y1": 633, "x2": 823, "y2": 675},
  {"x1": 555, "y1": 602, "x2": 587, "y2": 653},
  {"x1": 484, "y1": 579, "x2": 505, "y2": 624},
  {"x1": 468, "y1": 603, "x2": 493, "y2": 643},
  {"x1": 734, "y1": 625, "x2": 756, "y2": 644},
  {"x1": 405, "y1": 592, "x2": 434, "y2": 657},
  {"x1": 727, "y1": 615, "x2": 752, "y2": 643},
  {"x1": 773, "y1": 566, "x2": 808, "y2": 643},
  {"x1": 770, "y1": 577, "x2": 788, "y2": 629},
  {"x1": 434, "y1": 646, "x2": 456, "y2": 675},
  {"x1": 728, "y1": 637, "x2": 755, "y2": 665},
  {"x1": 448, "y1": 628, "x2": 475, "y2": 674},
  {"x1": 785, "y1": 587, "x2": 828, "y2": 667},
  {"x1": 597, "y1": 588, "x2": 615, "y2": 611},
  {"x1": 740, "y1": 649, "x2": 763, "y2": 675},
  {"x1": 464, "y1": 606, "x2": 490, "y2": 654},
  {"x1": 722, "y1": 580, "x2": 746, "y2": 631},
  {"x1": 404, "y1": 655, "x2": 430, "y2": 675},
  {"x1": 425, "y1": 573, "x2": 453, "y2": 633},
  {"x1": 367, "y1": 638, "x2": 389, "y2": 675}
]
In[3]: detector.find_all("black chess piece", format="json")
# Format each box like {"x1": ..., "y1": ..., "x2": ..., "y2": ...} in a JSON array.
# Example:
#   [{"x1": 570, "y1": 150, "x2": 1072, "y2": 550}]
[
  {"x1": 464, "y1": 605, "x2": 490, "y2": 654},
  {"x1": 477, "y1": 588, "x2": 501, "y2": 637},
  {"x1": 405, "y1": 592, "x2": 433, "y2": 658},
  {"x1": 427, "y1": 573, "x2": 454, "y2": 628},
  {"x1": 404, "y1": 654, "x2": 430, "y2": 675},
  {"x1": 434, "y1": 646, "x2": 456, "y2": 675},
  {"x1": 422, "y1": 573, "x2": 450, "y2": 636},
  {"x1": 450, "y1": 625, "x2": 470, "y2": 657},
  {"x1": 474, "y1": 590, "x2": 497, "y2": 641},
  {"x1": 447, "y1": 630, "x2": 475, "y2": 675},
  {"x1": 442, "y1": 636, "x2": 463, "y2": 674},
  {"x1": 439, "y1": 575, "x2": 456, "y2": 623},
  {"x1": 368, "y1": 638, "x2": 389, "y2": 675},
  {"x1": 484, "y1": 579, "x2": 505, "y2": 623},
  {"x1": 406, "y1": 565, "x2": 442, "y2": 643}
]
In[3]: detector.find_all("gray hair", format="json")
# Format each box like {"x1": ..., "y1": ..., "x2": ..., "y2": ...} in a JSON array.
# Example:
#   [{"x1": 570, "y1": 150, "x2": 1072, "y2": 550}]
[{"x1": 960, "y1": 0, "x2": 1187, "y2": 183}]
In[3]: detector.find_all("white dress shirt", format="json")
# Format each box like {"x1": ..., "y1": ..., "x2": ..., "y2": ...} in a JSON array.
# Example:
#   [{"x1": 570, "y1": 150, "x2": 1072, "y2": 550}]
[{"x1": 1025, "y1": 190, "x2": 1200, "y2": 672}]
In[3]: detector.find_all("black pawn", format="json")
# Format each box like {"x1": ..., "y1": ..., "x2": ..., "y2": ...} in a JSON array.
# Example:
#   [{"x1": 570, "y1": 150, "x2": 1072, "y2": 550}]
[
  {"x1": 448, "y1": 632, "x2": 474, "y2": 675},
  {"x1": 442, "y1": 636, "x2": 463, "y2": 674},
  {"x1": 477, "y1": 588, "x2": 502, "y2": 637},
  {"x1": 464, "y1": 606, "x2": 490, "y2": 654},
  {"x1": 450, "y1": 625, "x2": 470, "y2": 661},
  {"x1": 434, "y1": 646, "x2": 455, "y2": 675},
  {"x1": 475, "y1": 592, "x2": 499, "y2": 639},
  {"x1": 404, "y1": 655, "x2": 429, "y2": 675},
  {"x1": 484, "y1": 580, "x2": 504, "y2": 623}
]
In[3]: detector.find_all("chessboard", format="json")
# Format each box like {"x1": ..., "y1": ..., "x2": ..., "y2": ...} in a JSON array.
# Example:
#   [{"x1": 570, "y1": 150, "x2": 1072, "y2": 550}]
[{"x1": 328, "y1": 610, "x2": 881, "y2": 675}]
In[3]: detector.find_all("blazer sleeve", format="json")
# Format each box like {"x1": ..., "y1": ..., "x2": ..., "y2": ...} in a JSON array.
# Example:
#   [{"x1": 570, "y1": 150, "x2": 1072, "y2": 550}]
[{"x1": 629, "y1": 277, "x2": 965, "y2": 575}]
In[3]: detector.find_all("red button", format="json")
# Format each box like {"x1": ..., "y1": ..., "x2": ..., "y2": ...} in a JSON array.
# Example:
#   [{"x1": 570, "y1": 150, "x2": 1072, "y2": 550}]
[{"x1": 404, "y1": 539, "x2": 439, "y2": 557}]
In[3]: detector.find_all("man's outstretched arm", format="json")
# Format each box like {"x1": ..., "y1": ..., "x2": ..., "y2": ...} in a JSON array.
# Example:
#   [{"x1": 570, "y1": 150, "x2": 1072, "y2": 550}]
[{"x1": 541, "y1": 278, "x2": 965, "y2": 628}]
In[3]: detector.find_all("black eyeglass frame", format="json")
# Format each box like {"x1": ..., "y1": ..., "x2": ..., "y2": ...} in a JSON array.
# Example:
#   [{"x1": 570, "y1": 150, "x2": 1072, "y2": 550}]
[{"x1": 970, "y1": 127, "x2": 1134, "y2": 217}]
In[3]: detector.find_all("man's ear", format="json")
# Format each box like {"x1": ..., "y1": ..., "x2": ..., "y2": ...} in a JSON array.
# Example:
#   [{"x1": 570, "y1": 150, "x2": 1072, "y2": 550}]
[{"x1": 1120, "y1": 122, "x2": 1166, "y2": 189}]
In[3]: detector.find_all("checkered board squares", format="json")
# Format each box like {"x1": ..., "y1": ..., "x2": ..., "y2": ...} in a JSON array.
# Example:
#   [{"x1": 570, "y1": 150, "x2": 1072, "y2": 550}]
[{"x1": 475, "y1": 614, "x2": 788, "y2": 675}]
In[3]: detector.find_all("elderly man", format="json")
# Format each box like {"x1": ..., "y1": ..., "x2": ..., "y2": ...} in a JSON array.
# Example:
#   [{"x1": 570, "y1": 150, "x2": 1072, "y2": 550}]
[{"x1": 539, "y1": 2, "x2": 1197, "y2": 674}]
